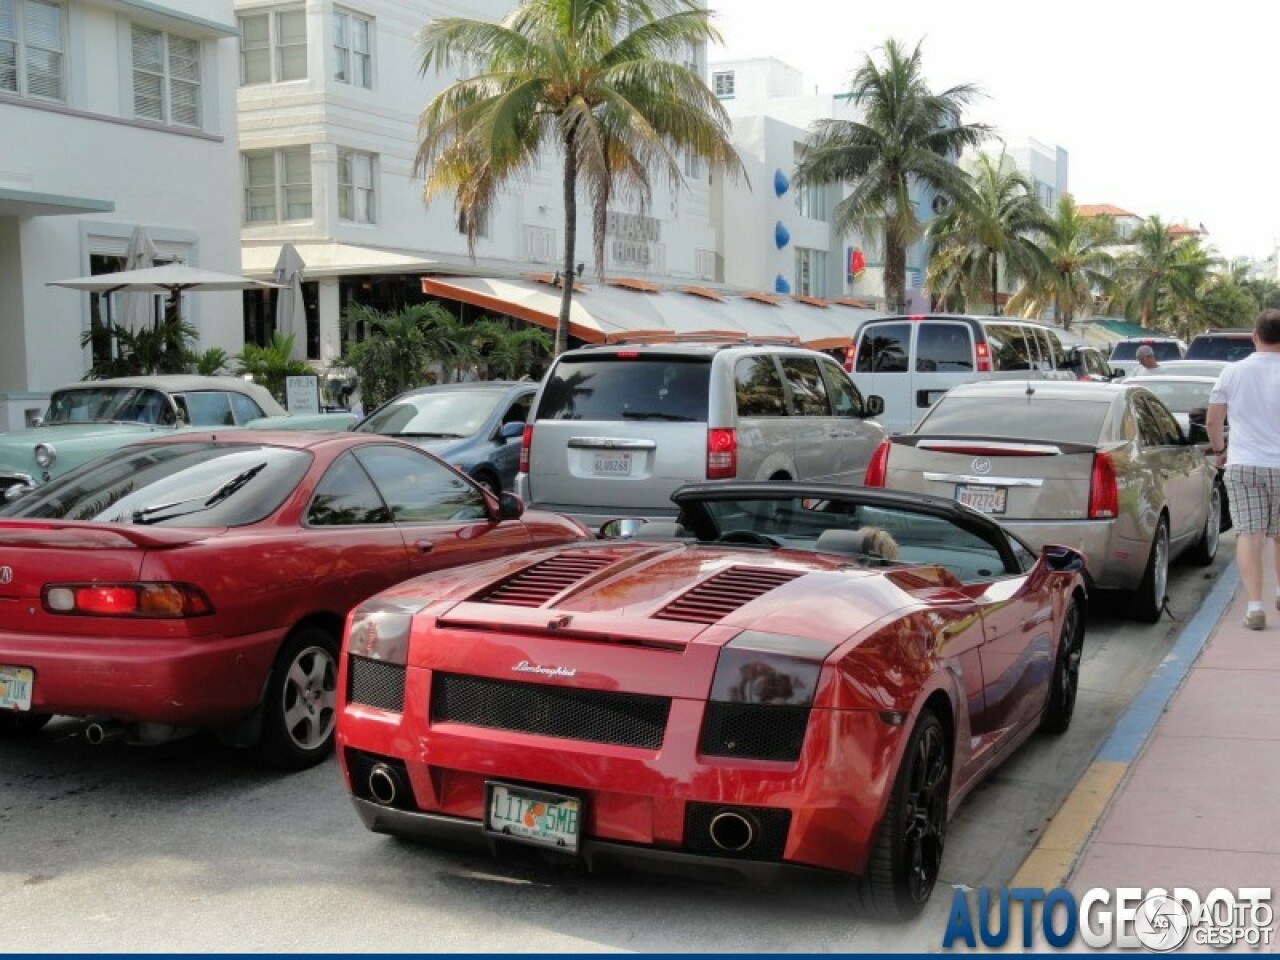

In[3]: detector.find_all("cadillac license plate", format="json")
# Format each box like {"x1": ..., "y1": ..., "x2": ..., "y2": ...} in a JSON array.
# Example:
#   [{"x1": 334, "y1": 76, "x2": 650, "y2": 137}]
[
  {"x1": 485, "y1": 782, "x2": 581, "y2": 853},
  {"x1": 955, "y1": 483, "x2": 1007, "y2": 515}
]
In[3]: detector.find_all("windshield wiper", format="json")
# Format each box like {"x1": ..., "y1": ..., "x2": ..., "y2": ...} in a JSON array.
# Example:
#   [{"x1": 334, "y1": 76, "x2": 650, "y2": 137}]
[
  {"x1": 620, "y1": 411, "x2": 696, "y2": 422},
  {"x1": 131, "y1": 462, "x2": 268, "y2": 525}
]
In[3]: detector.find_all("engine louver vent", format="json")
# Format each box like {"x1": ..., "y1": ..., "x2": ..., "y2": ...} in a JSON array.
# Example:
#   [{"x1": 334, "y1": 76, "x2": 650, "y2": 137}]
[
  {"x1": 474, "y1": 552, "x2": 615, "y2": 607},
  {"x1": 656, "y1": 567, "x2": 802, "y2": 624}
]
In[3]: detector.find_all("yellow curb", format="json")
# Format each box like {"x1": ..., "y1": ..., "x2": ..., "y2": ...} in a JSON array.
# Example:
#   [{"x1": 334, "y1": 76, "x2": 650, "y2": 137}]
[{"x1": 1010, "y1": 760, "x2": 1128, "y2": 889}]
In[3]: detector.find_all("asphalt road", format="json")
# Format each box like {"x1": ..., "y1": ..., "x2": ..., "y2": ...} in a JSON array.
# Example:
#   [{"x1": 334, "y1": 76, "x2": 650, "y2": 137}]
[{"x1": 0, "y1": 541, "x2": 1234, "y2": 953}]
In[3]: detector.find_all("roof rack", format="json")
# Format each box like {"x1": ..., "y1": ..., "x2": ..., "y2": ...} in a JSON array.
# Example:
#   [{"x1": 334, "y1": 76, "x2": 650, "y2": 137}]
[{"x1": 599, "y1": 330, "x2": 802, "y2": 347}]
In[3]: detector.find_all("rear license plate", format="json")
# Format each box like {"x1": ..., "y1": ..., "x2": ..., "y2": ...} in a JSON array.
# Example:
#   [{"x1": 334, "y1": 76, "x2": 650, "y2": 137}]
[
  {"x1": 485, "y1": 782, "x2": 581, "y2": 854},
  {"x1": 0, "y1": 665, "x2": 33, "y2": 711},
  {"x1": 956, "y1": 484, "x2": 1007, "y2": 515},
  {"x1": 592, "y1": 452, "x2": 633, "y2": 476}
]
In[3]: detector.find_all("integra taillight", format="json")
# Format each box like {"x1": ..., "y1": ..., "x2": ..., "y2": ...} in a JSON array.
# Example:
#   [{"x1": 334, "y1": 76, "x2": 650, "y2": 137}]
[{"x1": 42, "y1": 583, "x2": 214, "y2": 618}]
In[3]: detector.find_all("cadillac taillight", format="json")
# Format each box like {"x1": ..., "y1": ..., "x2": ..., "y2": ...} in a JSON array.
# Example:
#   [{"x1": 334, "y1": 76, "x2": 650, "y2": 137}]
[
  {"x1": 43, "y1": 583, "x2": 214, "y2": 618},
  {"x1": 518, "y1": 424, "x2": 533, "y2": 473},
  {"x1": 1088, "y1": 452, "x2": 1119, "y2": 519},
  {"x1": 864, "y1": 439, "x2": 891, "y2": 487},
  {"x1": 707, "y1": 428, "x2": 737, "y2": 479}
]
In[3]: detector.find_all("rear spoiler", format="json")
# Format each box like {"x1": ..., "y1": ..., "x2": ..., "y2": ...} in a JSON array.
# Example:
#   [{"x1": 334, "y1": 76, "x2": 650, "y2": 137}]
[
  {"x1": 0, "y1": 518, "x2": 219, "y2": 549},
  {"x1": 890, "y1": 435, "x2": 1099, "y2": 457}
]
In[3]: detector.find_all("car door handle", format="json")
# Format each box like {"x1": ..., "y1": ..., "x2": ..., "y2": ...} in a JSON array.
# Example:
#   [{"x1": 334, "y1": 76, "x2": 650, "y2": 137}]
[{"x1": 414, "y1": 540, "x2": 435, "y2": 554}]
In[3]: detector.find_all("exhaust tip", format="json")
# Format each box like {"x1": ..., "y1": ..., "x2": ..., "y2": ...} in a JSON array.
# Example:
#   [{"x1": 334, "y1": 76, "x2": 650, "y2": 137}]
[
  {"x1": 368, "y1": 764, "x2": 399, "y2": 806},
  {"x1": 708, "y1": 810, "x2": 756, "y2": 853},
  {"x1": 84, "y1": 721, "x2": 125, "y2": 745}
]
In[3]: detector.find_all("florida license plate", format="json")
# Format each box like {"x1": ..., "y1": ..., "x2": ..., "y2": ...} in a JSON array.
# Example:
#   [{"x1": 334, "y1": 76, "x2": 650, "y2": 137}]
[
  {"x1": 592, "y1": 452, "x2": 633, "y2": 476},
  {"x1": 485, "y1": 782, "x2": 581, "y2": 853},
  {"x1": 0, "y1": 665, "x2": 34, "y2": 711},
  {"x1": 956, "y1": 483, "x2": 1007, "y2": 515}
]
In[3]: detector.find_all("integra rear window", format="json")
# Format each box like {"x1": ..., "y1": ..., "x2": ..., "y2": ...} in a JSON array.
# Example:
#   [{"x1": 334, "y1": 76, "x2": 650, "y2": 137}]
[{"x1": 535, "y1": 356, "x2": 711, "y2": 421}]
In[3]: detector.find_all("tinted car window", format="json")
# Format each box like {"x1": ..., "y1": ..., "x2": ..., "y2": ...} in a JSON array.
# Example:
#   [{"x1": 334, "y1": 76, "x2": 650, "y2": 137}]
[
  {"x1": 181, "y1": 392, "x2": 236, "y2": 427},
  {"x1": 1140, "y1": 380, "x2": 1213, "y2": 413},
  {"x1": 855, "y1": 323, "x2": 910, "y2": 373},
  {"x1": 1133, "y1": 395, "x2": 1181, "y2": 446},
  {"x1": 353, "y1": 445, "x2": 488, "y2": 523},
  {"x1": 2, "y1": 443, "x2": 310, "y2": 526},
  {"x1": 1110, "y1": 340, "x2": 1184, "y2": 362},
  {"x1": 501, "y1": 393, "x2": 533, "y2": 426},
  {"x1": 916, "y1": 322, "x2": 973, "y2": 372},
  {"x1": 359, "y1": 390, "x2": 506, "y2": 437},
  {"x1": 1085, "y1": 350, "x2": 1110, "y2": 377},
  {"x1": 306, "y1": 452, "x2": 391, "y2": 526},
  {"x1": 780, "y1": 357, "x2": 831, "y2": 416},
  {"x1": 45, "y1": 387, "x2": 175, "y2": 425},
  {"x1": 985, "y1": 324, "x2": 1034, "y2": 370},
  {"x1": 916, "y1": 396, "x2": 1111, "y2": 445},
  {"x1": 230, "y1": 392, "x2": 266, "y2": 424},
  {"x1": 735, "y1": 356, "x2": 787, "y2": 417},
  {"x1": 1038, "y1": 329, "x2": 1068, "y2": 370},
  {"x1": 1185, "y1": 335, "x2": 1255, "y2": 362},
  {"x1": 819, "y1": 359, "x2": 865, "y2": 417},
  {"x1": 536, "y1": 356, "x2": 711, "y2": 421}
]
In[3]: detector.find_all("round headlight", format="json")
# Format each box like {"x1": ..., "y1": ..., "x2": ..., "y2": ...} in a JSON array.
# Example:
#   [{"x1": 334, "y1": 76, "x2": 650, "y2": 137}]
[{"x1": 33, "y1": 443, "x2": 56, "y2": 469}]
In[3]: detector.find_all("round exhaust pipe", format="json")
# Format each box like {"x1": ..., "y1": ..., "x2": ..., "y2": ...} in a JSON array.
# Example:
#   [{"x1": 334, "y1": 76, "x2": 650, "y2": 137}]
[
  {"x1": 84, "y1": 721, "x2": 126, "y2": 745},
  {"x1": 708, "y1": 810, "x2": 756, "y2": 853},
  {"x1": 368, "y1": 764, "x2": 400, "y2": 806}
]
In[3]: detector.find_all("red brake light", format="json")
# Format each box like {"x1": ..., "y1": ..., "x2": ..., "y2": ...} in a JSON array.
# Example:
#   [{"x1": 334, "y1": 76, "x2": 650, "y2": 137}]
[
  {"x1": 975, "y1": 340, "x2": 992, "y2": 373},
  {"x1": 1088, "y1": 452, "x2": 1118, "y2": 519},
  {"x1": 518, "y1": 424, "x2": 533, "y2": 473},
  {"x1": 707, "y1": 428, "x2": 737, "y2": 479},
  {"x1": 844, "y1": 346, "x2": 855, "y2": 372},
  {"x1": 615, "y1": 351, "x2": 639, "y2": 359},
  {"x1": 43, "y1": 583, "x2": 213, "y2": 618},
  {"x1": 864, "y1": 439, "x2": 891, "y2": 487}
]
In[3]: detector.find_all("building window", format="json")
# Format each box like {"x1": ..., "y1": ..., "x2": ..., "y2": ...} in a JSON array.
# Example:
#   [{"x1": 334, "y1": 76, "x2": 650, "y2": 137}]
[
  {"x1": 1036, "y1": 181, "x2": 1054, "y2": 208},
  {"x1": 0, "y1": 0, "x2": 64, "y2": 101},
  {"x1": 333, "y1": 8, "x2": 371, "y2": 87},
  {"x1": 457, "y1": 207, "x2": 489, "y2": 239},
  {"x1": 239, "y1": 8, "x2": 306, "y2": 85},
  {"x1": 683, "y1": 151, "x2": 702, "y2": 181},
  {"x1": 131, "y1": 25, "x2": 201, "y2": 127},
  {"x1": 712, "y1": 70, "x2": 734, "y2": 97},
  {"x1": 243, "y1": 147, "x2": 312, "y2": 223},
  {"x1": 795, "y1": 247, "x2": 827, "y2": 297},
  {"x1": 338, "y1": 149, "x2": 376, "y2": 223}
]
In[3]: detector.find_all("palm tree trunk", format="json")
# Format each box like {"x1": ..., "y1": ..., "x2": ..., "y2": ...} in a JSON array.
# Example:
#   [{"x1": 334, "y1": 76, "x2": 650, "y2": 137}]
[
  {"x1": 884, "y1": 225, "x2": 906, "y2": 313},
  {"x1": 990, "y1": 253, "x2": 999, "y2": 317},
  {"x1": 557, "y1": 130, "x2": 578, "y2": 357}
]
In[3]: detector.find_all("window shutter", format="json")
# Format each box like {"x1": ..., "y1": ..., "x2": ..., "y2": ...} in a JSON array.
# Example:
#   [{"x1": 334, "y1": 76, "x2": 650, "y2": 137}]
[
  {"x1": 24, "y1": 0, "x2": 62, "y2": 100},
  {"x1": 168, "y1": 35, "x2": 200, "y2": 126},
  {"x1": 131, "y1": 25, "x2": 164, "y2": 120}
]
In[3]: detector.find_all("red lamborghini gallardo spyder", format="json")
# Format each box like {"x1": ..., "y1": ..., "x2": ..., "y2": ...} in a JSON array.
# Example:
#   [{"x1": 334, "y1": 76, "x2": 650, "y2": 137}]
[{"x1": 336, "y1": 482, "x2": 1087, "y2": 917}]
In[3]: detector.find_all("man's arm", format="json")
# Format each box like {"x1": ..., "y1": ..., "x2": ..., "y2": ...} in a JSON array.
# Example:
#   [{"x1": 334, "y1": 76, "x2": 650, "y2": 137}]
[{"x1": 1206, "y1": 402, "x2": 1228, "y2": 460}]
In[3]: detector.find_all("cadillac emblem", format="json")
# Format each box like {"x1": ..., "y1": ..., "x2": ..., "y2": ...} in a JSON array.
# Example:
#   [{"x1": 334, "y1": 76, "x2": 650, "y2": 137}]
[
  {"x1": 0, "y1": 566, "x2": 11, "y2": 585},
  {"x1": 971, "y1": 457, "x2": 993, "y2": 476}
]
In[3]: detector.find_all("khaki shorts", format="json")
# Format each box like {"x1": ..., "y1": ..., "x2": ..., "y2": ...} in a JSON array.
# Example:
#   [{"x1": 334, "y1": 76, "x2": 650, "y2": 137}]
[{"x1": 1223, "y1": 465, "x2": 1280, "y2": 536}]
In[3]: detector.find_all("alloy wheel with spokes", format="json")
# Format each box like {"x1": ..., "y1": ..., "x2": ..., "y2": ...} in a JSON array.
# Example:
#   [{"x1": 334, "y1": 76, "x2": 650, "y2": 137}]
[
  {"x1": 1041, "y1": 597, "x2": 1083, "y2": 734},
  {"x1": 257, "y1": 626, "x2": 339, "y2": 770}
]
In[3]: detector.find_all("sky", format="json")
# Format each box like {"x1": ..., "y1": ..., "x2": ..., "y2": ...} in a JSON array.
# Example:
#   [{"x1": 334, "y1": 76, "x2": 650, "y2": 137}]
[{"x1": 711, "y1": 0, "x2": 1277, "y2": 262}]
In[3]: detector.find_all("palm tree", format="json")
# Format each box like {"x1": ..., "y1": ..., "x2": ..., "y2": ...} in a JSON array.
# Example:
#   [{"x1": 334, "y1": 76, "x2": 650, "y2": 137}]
[
  {"x1": 339, "y1": 303, "x2": 451, "y2": 409},
  {"x1": 474, "y1": 320, "x2": 552, "y2": 379},
  {"x1": 414, "y1": 0, "x2": 742, "y2": 356},
  {"x1": 1110, "y1": 215, "x2": 1188, "y2": 327},
  {"x1": 1006, "y1": 195, "x2": 1115, "y2": 329},
  {"x1": 235, "y1": 333, "x2": 313, "y2": 404},
  {"x1": 925, "y1": 152, "x2": 1050, "y2": 315},
  {"x1": 793, "y1": 38, "x2": 989, "y2": 313}
]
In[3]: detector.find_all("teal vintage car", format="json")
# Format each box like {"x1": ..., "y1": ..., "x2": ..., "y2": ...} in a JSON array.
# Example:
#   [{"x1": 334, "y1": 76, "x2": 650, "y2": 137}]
[{"x1": 0, "y1": 375, "x2": 355, "y2": 496}]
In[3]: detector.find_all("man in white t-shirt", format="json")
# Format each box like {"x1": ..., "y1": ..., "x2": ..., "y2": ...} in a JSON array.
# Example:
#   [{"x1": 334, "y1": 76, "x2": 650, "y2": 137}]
[{"x1": 1207, "y1": 310, "x2": 1280, "y2": 629}]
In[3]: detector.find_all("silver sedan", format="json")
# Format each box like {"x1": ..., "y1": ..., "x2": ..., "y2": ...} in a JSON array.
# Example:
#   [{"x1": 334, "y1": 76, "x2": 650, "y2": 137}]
[{"x1": 865, "y1": 380, "x2": 1219, "y2": 621}]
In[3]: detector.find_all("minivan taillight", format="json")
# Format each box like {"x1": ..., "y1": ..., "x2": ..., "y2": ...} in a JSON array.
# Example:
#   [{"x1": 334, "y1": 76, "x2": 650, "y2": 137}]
[
  {"x1": 1088, "y1": 452, "x2": 1118, "y2": 519},
  {"x1": 518, "y1": 424, "x2": 533, "y2": 474},
  {"x1": 707, "y1": 428, "x2": 737, "y2": 479},
  {"x1": 844, "y1": 345, "x2": 856, "y2": 372},
  {"x1": 864, "y1": 439, "x2": 891, "y2": 487},
  {"x1": 975, "y1": 340, "x2": 992, "y2": 373}
]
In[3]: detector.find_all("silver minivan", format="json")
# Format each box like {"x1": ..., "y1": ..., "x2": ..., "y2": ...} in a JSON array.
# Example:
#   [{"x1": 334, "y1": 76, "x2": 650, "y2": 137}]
[
  {"x1": 849, "y1": 315, "x2": 1075, "y2": 435},
  {"x1": 516, "y1": 341, "x2": 887, "y2": 528}
]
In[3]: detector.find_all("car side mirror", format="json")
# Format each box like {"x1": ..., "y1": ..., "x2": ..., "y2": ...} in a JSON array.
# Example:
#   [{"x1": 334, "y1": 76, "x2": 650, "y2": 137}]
[
  {"x1": 498, "y1": 421, "x2": 525, "y2": 442},
  {"x1": 497, "y1": 491, "x2": 524, "y2": 520},
  {"x1": 1041, "y1": 544, "x2": 1085, "y2": 573},
  {"x1": 599, "y1": 517, "x2": 647, "y2": 539},
  {"x1": 3, "y1": 483, "x2": 30, "y2": 503},
  {"x1": 1186, "y1": 422, "x2": 1209, "y2": 445},
  {"x1": 864, "y1": 395, "x2": 885, "y2": 418}
]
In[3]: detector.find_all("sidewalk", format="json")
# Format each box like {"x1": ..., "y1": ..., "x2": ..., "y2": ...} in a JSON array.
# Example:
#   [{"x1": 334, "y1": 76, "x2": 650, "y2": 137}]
[{"x1": 1014, "y1": 548, "x2": 1280, "y2": 923}]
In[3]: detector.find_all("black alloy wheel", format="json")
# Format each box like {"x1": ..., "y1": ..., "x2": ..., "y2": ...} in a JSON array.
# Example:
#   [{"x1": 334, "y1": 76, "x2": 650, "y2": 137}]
[{"x1": 1040, "y1": 597, "x2": 1083, "y2": 734}]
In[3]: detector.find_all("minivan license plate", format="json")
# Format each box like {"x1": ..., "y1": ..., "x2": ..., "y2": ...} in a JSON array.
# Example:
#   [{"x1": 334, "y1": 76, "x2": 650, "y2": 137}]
[
  {"x1": 592, "y1": 452, "x2": 632, "y2": 476},
  {"x1": 0, "y1": 665, "x2": 33, "y2": 711},
  {"x1": 956, "y1": 484, "x2": 1007, "y2": 515},
  {"x1": 485, "y1": 782, "x2": 581, "y2": 853}
]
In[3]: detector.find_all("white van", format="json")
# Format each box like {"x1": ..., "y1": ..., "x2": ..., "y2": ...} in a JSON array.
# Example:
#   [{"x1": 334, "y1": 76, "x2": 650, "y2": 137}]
[{"x1": 848, "y1": 314, "x2": 1075, "y2": 434}]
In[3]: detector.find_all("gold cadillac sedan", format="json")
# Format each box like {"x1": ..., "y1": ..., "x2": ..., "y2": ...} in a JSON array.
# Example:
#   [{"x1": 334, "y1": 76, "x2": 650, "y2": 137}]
[{"x1": 863, "y1": 380, "x2": 1220, "y2": 622}]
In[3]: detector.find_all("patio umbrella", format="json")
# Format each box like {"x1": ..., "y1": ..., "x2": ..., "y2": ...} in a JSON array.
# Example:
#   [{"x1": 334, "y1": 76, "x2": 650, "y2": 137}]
[
  {"x1": 272, "y1": 242, "x2": 307, "y2": 360},
  {"x1": 119, "y1": 226, "x2": 159, "y2": 331},
  {"x1": 50, "y1": 263, "x2": 282, "y2": 325}
]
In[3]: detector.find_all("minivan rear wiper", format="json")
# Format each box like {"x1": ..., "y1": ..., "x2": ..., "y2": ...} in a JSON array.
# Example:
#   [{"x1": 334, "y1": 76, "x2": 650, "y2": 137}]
[
  {"x1": 620, "y1": 411, "x2": 696, "y2": 421},
  {"x1": 131, "y1": 462, "x2": 268, "y2": 525}
]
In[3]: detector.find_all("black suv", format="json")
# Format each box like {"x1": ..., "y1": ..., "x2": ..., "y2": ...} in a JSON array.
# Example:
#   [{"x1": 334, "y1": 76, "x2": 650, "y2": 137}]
[{"x1": 1185, "y1": 329, "x2": 1255, "y2": 362}]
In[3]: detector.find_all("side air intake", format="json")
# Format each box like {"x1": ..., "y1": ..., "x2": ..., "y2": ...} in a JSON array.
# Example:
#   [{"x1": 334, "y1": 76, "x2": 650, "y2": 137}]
[{"x1": 473, "y1": 553, "x2": 614, "y2": 607}]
